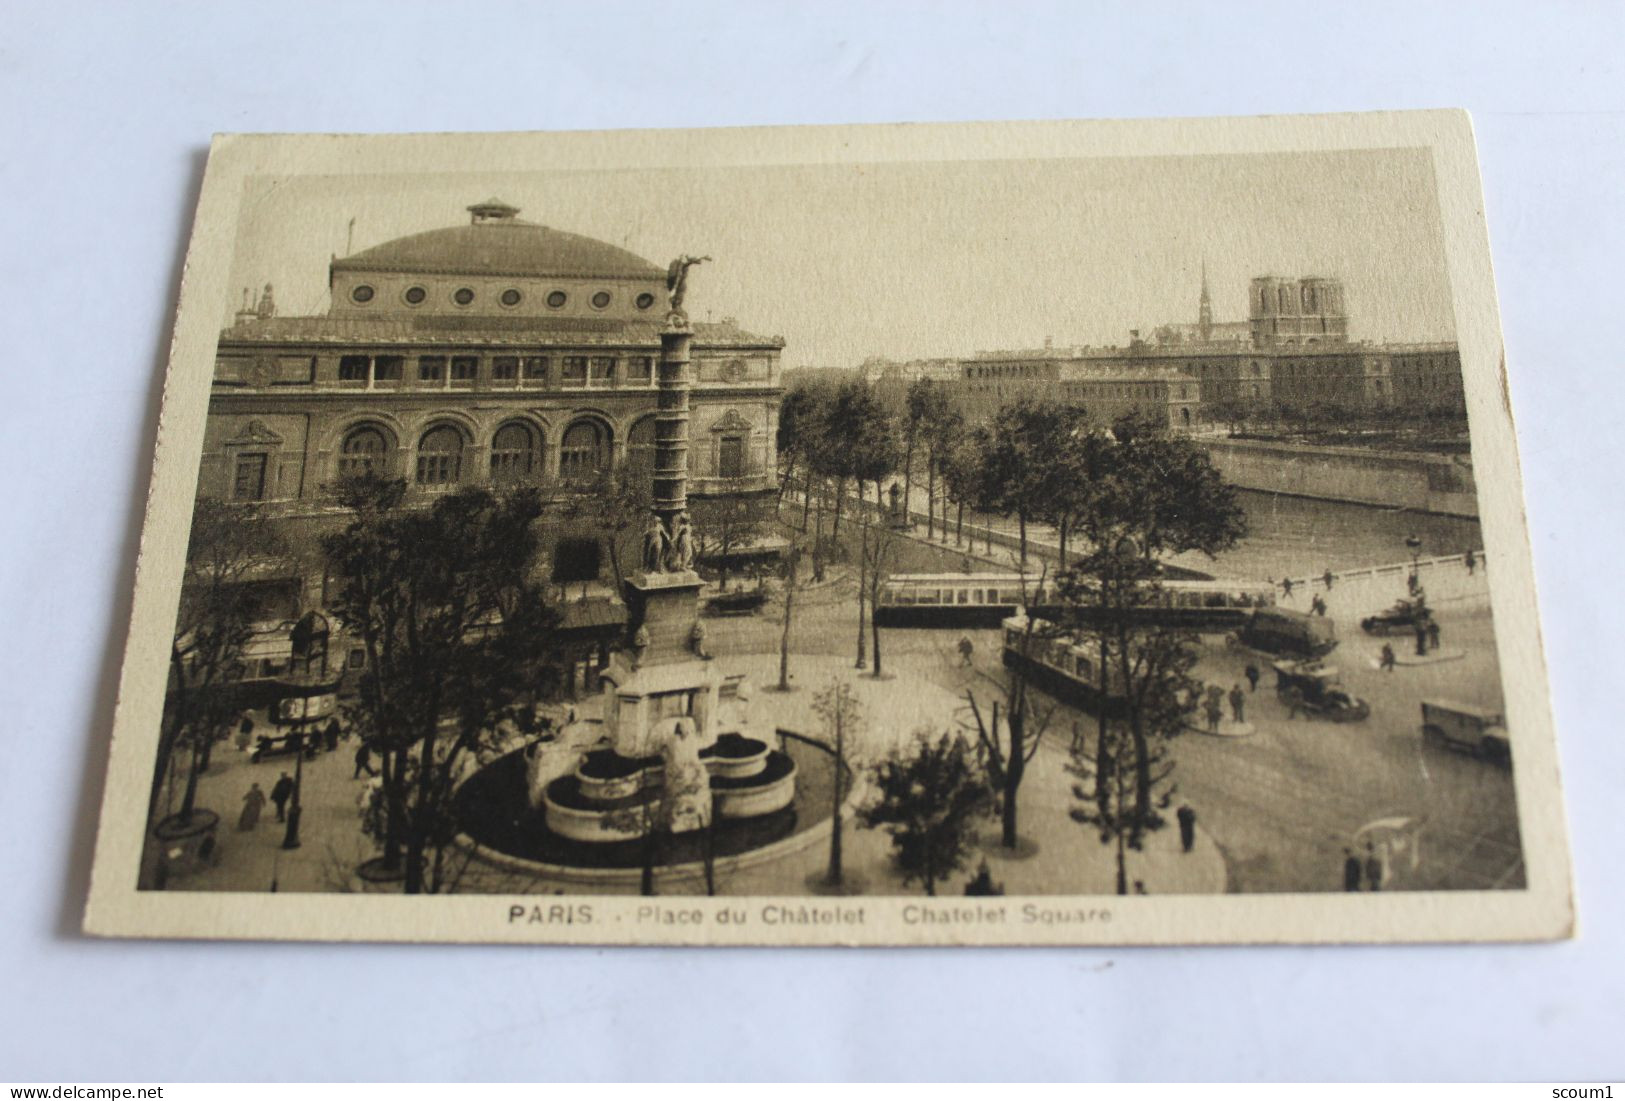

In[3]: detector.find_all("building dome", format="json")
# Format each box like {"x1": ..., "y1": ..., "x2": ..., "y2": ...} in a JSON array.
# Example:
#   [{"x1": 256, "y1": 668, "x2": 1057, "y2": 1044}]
[{"x1": 331, "y1": 200, "x2": 663, "y2": 281}]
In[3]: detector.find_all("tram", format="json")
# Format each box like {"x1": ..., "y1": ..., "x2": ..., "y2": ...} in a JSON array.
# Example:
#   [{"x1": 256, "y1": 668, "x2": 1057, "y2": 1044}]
[
  {"x1": 999, "y1": 615, "x2": 1128, "y2": 717},
  {"x1": 874, "y1": 572, "x2": 1274, "y2": 631}
]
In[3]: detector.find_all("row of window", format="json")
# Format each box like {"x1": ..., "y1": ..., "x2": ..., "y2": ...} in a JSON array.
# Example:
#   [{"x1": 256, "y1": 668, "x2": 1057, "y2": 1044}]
[
  {"x1": 351, "y1": 283, "x2": 658, "y2": 312},
  {"x1": 336, "y1": 353, "x2": 656, "y2": 388}
]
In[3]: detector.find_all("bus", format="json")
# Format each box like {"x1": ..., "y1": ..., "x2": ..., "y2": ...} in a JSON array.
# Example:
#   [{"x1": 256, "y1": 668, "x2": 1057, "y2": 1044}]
[{"x1": 874, "y1": 572, "x2": 1274, "y2": 631}]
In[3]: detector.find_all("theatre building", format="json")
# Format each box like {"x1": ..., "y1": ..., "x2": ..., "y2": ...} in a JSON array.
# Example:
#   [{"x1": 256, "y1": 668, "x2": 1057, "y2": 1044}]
[{"x1": 198, "y1": 199, "x2": 784, "y2": 688}]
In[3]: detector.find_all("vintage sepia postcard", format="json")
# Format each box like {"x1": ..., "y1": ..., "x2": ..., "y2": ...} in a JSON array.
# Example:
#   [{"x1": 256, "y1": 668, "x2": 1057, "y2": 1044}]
[{"x1": 84, "y1": 111, "x2": 1573, "y2": 945}]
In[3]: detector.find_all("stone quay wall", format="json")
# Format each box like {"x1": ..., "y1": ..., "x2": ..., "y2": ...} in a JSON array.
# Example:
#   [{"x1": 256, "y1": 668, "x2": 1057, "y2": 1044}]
[{"x1": 1197, "y1": 438, "x2": 1479, "y2": 519}]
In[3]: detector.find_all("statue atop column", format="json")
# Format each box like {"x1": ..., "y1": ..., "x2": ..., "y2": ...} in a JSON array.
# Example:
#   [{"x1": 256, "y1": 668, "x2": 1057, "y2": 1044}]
[{"x1": 665, "y1": 254, "x2": 711, "y2": 314}]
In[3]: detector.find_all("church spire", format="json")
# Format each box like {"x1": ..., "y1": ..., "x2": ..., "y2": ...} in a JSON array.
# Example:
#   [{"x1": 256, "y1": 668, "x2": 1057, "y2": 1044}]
[{"x1": 1198, "y1": 259, "x2": 1213, "y2": 342}]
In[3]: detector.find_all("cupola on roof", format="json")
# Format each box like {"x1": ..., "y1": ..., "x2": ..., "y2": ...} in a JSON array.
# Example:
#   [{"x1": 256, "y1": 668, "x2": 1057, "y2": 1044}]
[{"x1": 331, "y1": 200, "x2": 664, "y2": 281}]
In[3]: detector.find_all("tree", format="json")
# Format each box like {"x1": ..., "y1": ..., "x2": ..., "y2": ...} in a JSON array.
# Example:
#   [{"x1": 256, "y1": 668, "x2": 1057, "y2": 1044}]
[
  {"x1": 858, "y1": 729, "x2": 993, "y2": 896},
  {"x1": 903, "y1": 380, "x2": 952, "y2": 534},
  {"x1": 811, "y1": 679, "x2": 865, "y2": 887},
  {"x1": 324, "y1": 476, "x2": 561, "y2": 893},
  {"x1": 972, "y1": 399, "x2": 1089, "y2": 567},
  {"x1": 776, "y1": 541, "x2": 804, "y2": 692},
  {"x1": 861, "y1": 519, "x2": 906, "y2": 679},
  {"x1": 922, "y1": 404, "x2": 964, "y2": 540},
  {"x1": 561, "y1": 467, "x2": 650, "y2": 591},
  {"x1": 1059, "y1": 416, "x2": 1245, "y2": 844},
  {"x1": 961, "y1": 588, "x2": 1057, "y2": 849},
  {"x1": 776, "y1": 382, "x2": 827, "y2": 517},
  {"x1": 155, "y1": 499, "x2": 285, "y2": 831},
  {"x1": 690, "y1": 494, "x2": 771, "y2": 590},
  {"x1": 1066, "y1": 719, "x2": 1136, "y2": 895}
]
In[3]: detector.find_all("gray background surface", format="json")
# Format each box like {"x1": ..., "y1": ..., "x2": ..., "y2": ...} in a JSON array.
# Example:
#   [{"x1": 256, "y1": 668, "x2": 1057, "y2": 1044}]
[{"x1": 2, "y1": 0, "x2": 1619, "y2": 1081}]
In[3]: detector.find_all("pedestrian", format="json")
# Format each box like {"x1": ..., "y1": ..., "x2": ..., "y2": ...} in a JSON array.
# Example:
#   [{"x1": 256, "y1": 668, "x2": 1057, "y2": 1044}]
[
  {"x1": 324, "y1": 717, "x2": 341, "y2": 752},
  {"x1": 1408, "y1": 570, "x2": 1422, "y2": 598},
  {"x1": 1323, "y1": 568, "x2": 1334, "y2": 591},
  {"x1": 1364, "y1": 841, "x2": 1389, "y2": 892},
  {"x1": 1414, "y1": 622, "x2": 1428, "y2": 658},
  {"x1": 1282, "y1": 684, "x2": 1304, "y2": 719},
  {"x1": 1228, "y1": 683, "x2": 1246, "y2": 724},
  {"x1": 238, "y1": 782, "x2": 266, "y2": 831},
  {"x1": 235, "y1": 716, "x2": 255, "y2": 753},
  {"x1": 1380, "y1": 642, "x2": 1396, "y2": 672},
  {"x1": 958, "y1": 635, "x2": 974, "y2": 667},
  {"x1": 1244, "y1": 663, "x2": 1260, "y2": 692},
  {"x1": 1464, "y1": 548, "x2": 1477, "y2": 575},
  {"x1": 1282, "y1": 576, "x2": 1294, "y2": 598},
  {"x1": 1427, "y1": 619, "x2": 1441, "y2": 651},
  {"x1": 270, "y1": 773, "x2": 295, "y2": 822},
  {"x1": 1343, "y1": 847, "x2": 1362, "y2": 891},
  {"x1": 353, "y1": 742, "x2": 376, "y2": 780},
  {"x1": 1070, "y1": 720, "x2": 1084, "y2": 756},
  {"x1": 1310, "y1": 594, "x2": 1327, "y2": 617},
  {"x1": 1176, "y1": 805, "x2": 1197, "y2": 853},
  {"x1": 1205, "y1": 697, "x2": 1222, "y2": 733}
]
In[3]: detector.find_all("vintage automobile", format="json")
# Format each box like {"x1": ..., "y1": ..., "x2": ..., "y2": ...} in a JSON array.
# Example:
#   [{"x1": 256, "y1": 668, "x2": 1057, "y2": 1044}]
[
  {"x1": 1420, "y1": 699, "x2": 1510, "y2": 764},
  {"x1": 1273, "y1": 659, "x2": 1370, "y2": 722},
  {"x1": 1230, "y1": 606, "x2": 1339, "y2": 659},
  {"x1": 1360, "y1": 597, "x2": 1434, "y2": 635}
]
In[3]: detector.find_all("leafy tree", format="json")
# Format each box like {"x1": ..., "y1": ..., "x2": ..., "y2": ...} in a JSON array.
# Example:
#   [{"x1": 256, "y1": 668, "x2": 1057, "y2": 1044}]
[
  {"x1": 1066, "y1": 719, "x2": 1136, "y2": 895},
  {"x1": 776, "y1": 382, "x2": 827, "y2": 517},
  {"x1": 154, "y1": 499, "x2": 287, "y2": 832},
  {"x1": 903, "y1": 380, "x2": 953, "y2": 534},
  {"x1": 922, "y1": 404, "x2": 965, "y2": 540},
  {"x1": 1059, "y1": 547, "x2": 1195, "y2": 847},
  {"x1": 971, "y1": 399, "x2": 1089, "y2": 566},
  {"x1": 323, "y1": 475, "x2": 561, "y2": 893},
  {"x1": 858, "y1": 729, "x2": 993, "y2": 896}
]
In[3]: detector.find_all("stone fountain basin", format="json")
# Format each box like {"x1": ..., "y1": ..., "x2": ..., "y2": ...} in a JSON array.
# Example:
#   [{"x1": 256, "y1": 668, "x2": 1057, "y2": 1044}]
[{"x1": 543, "y1": 752, "x2": 798, "y2": 842}]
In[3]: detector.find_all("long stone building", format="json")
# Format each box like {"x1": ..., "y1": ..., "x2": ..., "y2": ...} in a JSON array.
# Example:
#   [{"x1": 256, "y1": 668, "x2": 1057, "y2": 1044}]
[
  {"x1": 200, "y1": 199, "x2": 783, "y2": 683},
  {"x1": 943, "y1": 272, "x2": 1462, "y2": 428}
]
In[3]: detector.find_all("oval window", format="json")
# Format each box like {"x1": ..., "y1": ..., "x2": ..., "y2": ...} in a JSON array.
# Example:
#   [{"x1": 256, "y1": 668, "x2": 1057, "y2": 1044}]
[
  {"x1": 453, "y1": 287, "x2": 475, "y2": 306},
  {"x1": 500, "y1": 289, "x2": 522, "y2": 307},
  {"x1": 403, "y1": 285, "x2": 427, "y2": 305},
  {"x1": 635, "y1": 292, "x2": 655, "y2": 310},
  {"x1": 591, "y1": 291, "x2": 612, "y2": 309},
  {"x1": 546, "y1": 290, "x2": 567, "y2": 309},
  {"x1": 351, "y1": 285, "x2": 375, "y2": 304}
]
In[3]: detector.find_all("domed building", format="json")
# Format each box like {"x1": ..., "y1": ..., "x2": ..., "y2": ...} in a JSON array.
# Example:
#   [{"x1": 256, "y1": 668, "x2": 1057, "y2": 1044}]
[{"x1": 201, "y1": 200, "x2": 784, "y2": 684}]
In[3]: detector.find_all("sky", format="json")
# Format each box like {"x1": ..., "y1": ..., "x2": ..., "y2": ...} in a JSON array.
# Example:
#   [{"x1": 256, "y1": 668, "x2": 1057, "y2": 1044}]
[{"x1": 226, "y1": 146, "x2": 1456, "y2": 368}]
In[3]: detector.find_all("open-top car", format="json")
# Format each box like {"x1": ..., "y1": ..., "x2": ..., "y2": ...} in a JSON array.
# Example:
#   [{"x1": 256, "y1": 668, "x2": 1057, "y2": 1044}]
[
  {"x1": 1273, "y1": 659, "x2": 1370, "y2": 722},
  {"x1": 1361, "y1": 597, "x2": 1433, "y2": 635}
]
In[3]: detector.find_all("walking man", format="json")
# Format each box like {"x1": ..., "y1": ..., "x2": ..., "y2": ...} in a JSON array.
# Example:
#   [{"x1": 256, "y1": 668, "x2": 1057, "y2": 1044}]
[
  {"x1": 1205, "y1": 695, "x2": 1223, "y2": 734},
  {"x1": 1364, "y1": 841, "x2": 1388, "y2": 892},
  {"x1": 1464, "y1": 548, "x2": 1477, "y2": 575},
  {"x1": 1282, "y1": 577, "x2": 1294, "y2": 598},
  {"x1": 1244, "y1": 663, "x2": 1260, "y2": 692},
  {"x1": 270, "y1": 772, "x2": 295, "y2": 823},
  {"x1": 1343, "y1": 847, "x2": 1362, "y2": 891},
  {"x1": 1310, "y1": 594, "x2": 1327, "y2": 617},
  {"x1": 958, "y1": 635, "x2": 974, "y2": 667},
  {"x1": 353, "y1": 742, "x2": 377, "y2": 779},
  {"x1": 1323, "y1": 568, "x2": 1335, "y2": 591},
  {"x1": 1228, "y1": 683, "x2": 1246, "y2": 725},
  {"x1": 1177, "y1": 805, "x2": 1197, "y2": 853},
  {"x1": 1414, "y1": 622, "x2": 1429, "y2": 658},
  {"x1": 1427, "y1": 619, "x2": 1442, "y2": 652},
  {"x1": 1380, "y1": 642, "x2": 1397, "y2": 673}
]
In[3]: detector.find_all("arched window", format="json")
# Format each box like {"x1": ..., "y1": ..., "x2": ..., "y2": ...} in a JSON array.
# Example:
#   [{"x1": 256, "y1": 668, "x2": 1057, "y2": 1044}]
[
  {"x1": 416, "y1": 425, "x2": 463, "y2": 486},
  {"x1": 490, "y1": 422, "x2": 538, "y2": 483},
  {"x1": 627, "y1": 416, "x2": 657, "y2": 480},
  {"x1": 1279, "y1": 287, "x2": 1291, "y2": 312},
  {"x1": 339, "y1": 425, "x2": 390, "y2": 478},
  {"x1": 560, "y1": 419, "x2": 610, "y2": 481}
]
